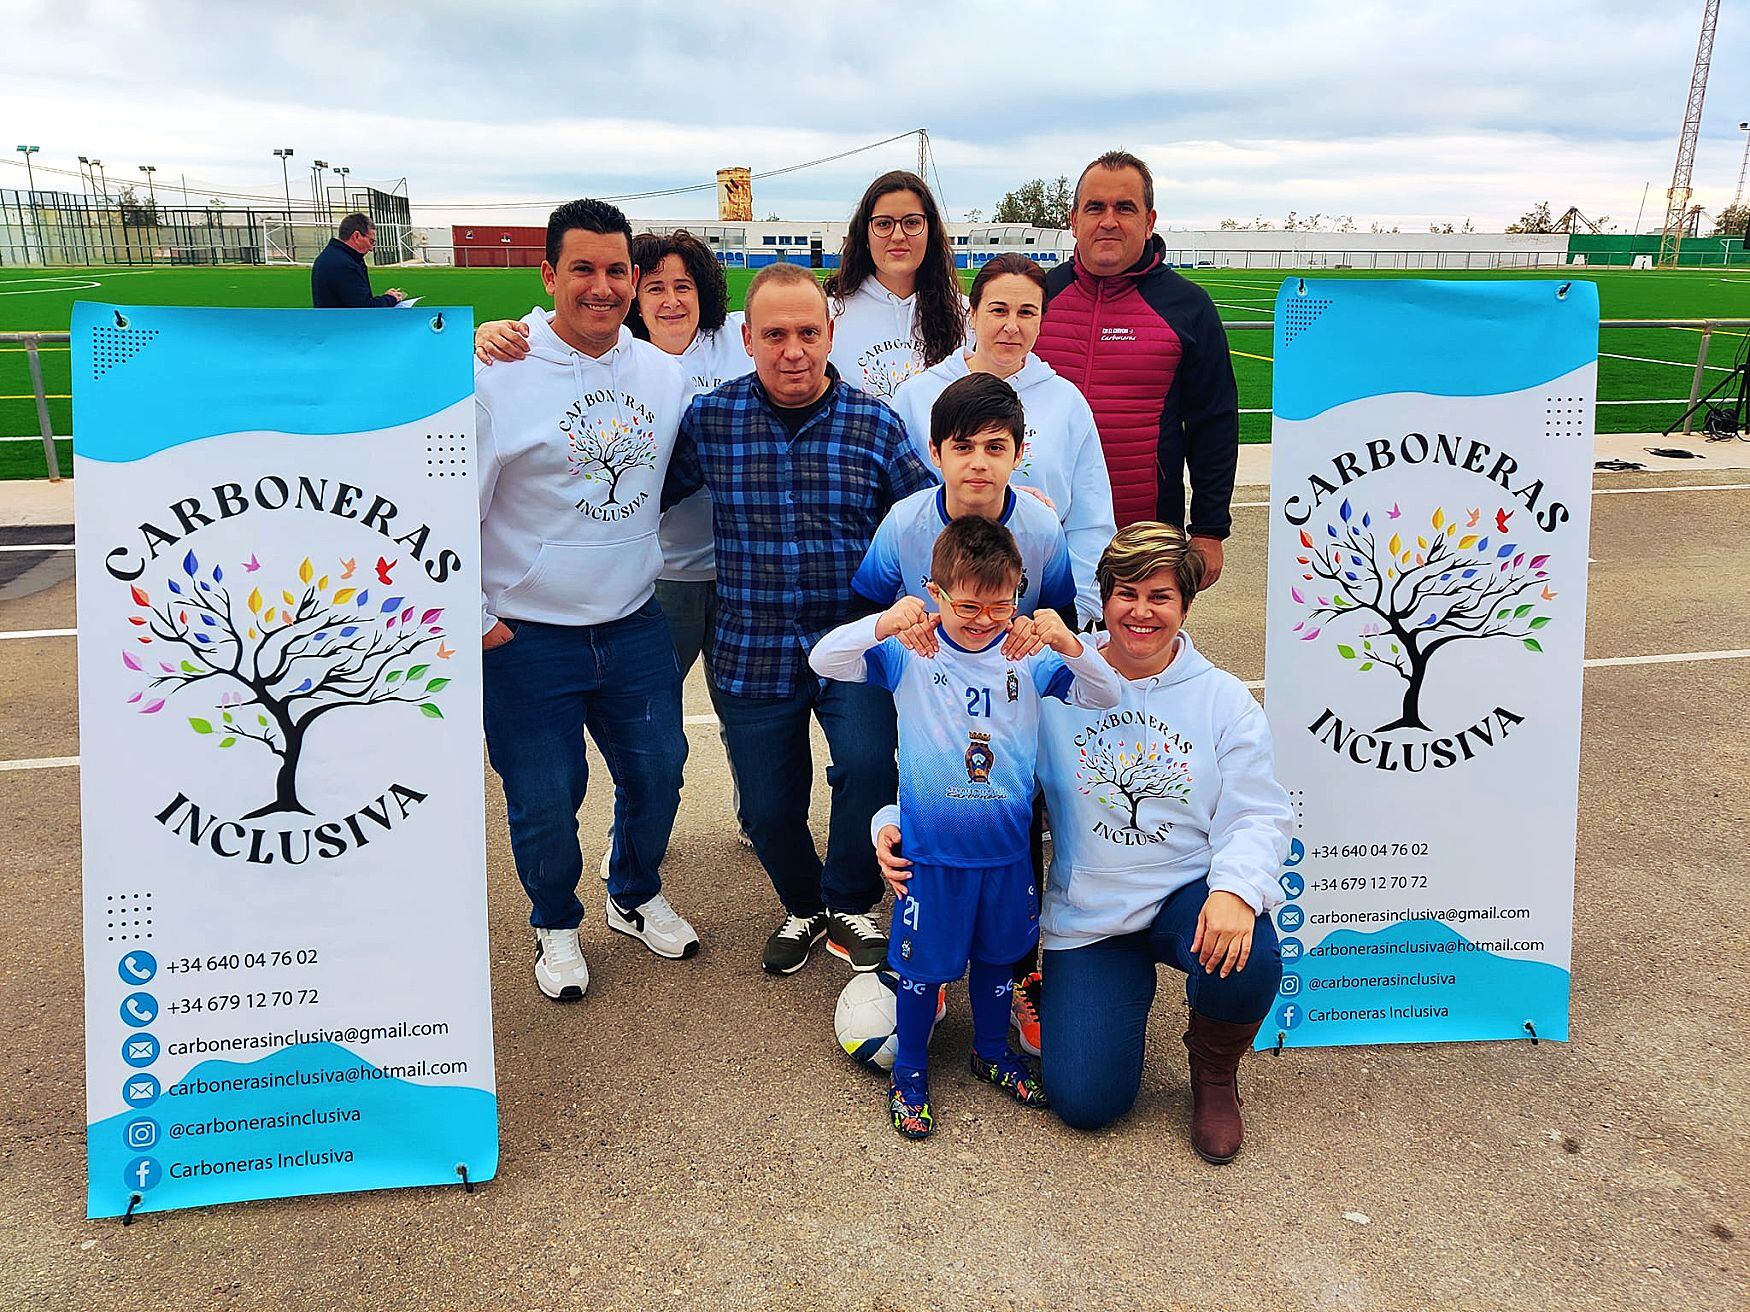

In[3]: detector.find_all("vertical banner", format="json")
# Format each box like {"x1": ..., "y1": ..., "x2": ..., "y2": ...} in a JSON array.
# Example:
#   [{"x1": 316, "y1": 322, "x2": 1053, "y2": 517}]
[
  {"x1": 1260, "y1": 279, "x2": 1597, "y2": 1049},
  {"x1": 75, "y1": 304, "x2": 496, "y2": 1216}
]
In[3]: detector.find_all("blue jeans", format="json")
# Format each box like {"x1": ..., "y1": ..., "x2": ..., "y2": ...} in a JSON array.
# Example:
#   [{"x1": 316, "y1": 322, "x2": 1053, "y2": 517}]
[
  {"x1": 715, "y1": 675, "x2": 894, "y2": 918},
  {"x1": 482, "y1": 599, "x2": 687, "y2": 929},
  {"x1": 653, "y1": 578, "x2": 741, "y2": 814},
  {"x1": 1040, "y1": 877, "x2": 1282, "y2": 1132}
]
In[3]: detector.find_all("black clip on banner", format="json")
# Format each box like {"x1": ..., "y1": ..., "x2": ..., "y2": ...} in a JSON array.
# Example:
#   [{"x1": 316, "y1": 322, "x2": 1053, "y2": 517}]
[
  {"x1": 456, "y1": 1163, "x2": 474, "y2": 1195},
  {"x1": 1523, "y1": 1021, "x2": 1540, "y2": 1046}
]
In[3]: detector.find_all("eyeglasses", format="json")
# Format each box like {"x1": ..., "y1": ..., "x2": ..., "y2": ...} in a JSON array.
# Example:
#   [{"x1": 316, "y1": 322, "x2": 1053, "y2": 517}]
[
  {"x1": 869, "y1": 213, "x2": 927, "y2": 238},
  {"x1": 932, "y1": 583, "x2": 1018, "y2": 623}
]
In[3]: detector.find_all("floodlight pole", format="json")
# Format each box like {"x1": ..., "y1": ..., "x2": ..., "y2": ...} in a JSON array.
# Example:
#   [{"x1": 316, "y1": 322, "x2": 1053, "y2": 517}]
[
  {"x1": 14, "y1": 145, "x2": 42, "y2": 265},
  {"x1": 93, "y1": 160, "x2": 108, "y2": 203},
  {"x1": 312, "y1": 159, "x2": 329, "y2": 221},
  {"x1": 273, "y1": 147, "x2": 295, "y2": 259},
  {"x1": 1733, "y1": 122, "x2": 1750, "y2": 210},
  {"x1": 77, "y1": 155, "x2": 92, "y2": 198},
  {"x1": 138, "y1": 165, "x2": 158, "y2": 209}
]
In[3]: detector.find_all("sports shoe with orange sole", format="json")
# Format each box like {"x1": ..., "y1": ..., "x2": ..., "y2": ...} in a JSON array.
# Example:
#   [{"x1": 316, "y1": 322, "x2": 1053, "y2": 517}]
[{"x1": 1011, "y1": 970, "x2": 1042, "y2": 1056}]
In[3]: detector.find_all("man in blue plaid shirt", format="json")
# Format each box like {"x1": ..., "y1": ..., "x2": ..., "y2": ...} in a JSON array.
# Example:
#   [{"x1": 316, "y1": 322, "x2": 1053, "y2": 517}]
[{"x1": 664, "y1": 263, "x2": 933, "y2": 977}]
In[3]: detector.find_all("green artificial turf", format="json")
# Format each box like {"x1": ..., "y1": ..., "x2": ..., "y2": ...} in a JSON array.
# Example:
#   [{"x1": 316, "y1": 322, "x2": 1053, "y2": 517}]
[{"x1": 2, "y1": 263, "x2": 1745, "y2": 478}]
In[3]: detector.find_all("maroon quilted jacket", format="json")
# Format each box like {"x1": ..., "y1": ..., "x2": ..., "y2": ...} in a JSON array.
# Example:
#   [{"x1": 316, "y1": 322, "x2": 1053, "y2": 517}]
[{"x1": 1036, "y1": 235, "x2": 1238, "y2": 535}]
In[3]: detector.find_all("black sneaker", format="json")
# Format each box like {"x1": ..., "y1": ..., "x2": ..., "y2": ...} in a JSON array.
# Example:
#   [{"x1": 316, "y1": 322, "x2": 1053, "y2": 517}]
[
  {"x1": 762, "y1": 912, "x2": 827, "y2": 976},
  {"x1": 825, "y1": 911, "x2": 887, "y2": 972},
  {"x1": 969, "y1": 1049, "x2": 1049, "y2": 1108}
]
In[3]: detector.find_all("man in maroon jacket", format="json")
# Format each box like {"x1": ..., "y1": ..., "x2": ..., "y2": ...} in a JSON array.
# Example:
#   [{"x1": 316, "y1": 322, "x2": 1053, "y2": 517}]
[{"x1": 1035, "y1": 151, "x2": 1237, "y2": 586}]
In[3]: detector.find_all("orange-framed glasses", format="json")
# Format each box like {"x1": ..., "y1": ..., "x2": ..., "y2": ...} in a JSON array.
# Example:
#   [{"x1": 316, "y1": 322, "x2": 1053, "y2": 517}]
[{"x1": 932, "y1": 583, "x2": 1018, "y2": 624}]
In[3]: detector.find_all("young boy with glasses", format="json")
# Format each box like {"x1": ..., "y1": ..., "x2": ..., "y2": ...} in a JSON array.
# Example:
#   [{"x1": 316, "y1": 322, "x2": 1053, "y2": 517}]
[
  {"x1": 853, "y1": 373, "x2": 1074, "y2": 621},
  {"x1": 810, "y1": 516, "x2": 1121, "y2": 1138}
]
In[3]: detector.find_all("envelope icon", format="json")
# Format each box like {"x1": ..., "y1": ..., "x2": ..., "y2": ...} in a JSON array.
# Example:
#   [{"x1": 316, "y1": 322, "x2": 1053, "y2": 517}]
[
  {"x1": 127, "y1": 1041, "x2": 155, "y2": 1061},
  {"x1": 127, "y1": 1080, "x2": 155, "y2": 1101}
]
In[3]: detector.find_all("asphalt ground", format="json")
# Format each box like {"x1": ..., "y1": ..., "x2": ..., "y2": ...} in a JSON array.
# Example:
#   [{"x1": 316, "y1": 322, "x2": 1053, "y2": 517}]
[{"x1": 0, "y1": 468, "x2": 1747, "y2": 1311}]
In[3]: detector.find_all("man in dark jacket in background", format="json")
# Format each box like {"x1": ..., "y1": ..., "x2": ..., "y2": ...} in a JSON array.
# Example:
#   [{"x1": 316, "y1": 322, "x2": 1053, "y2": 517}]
[
  {"x1": 310, "y1": 213, "x2": 406, "y2": 308},
  {"x1": 1035, "y1": 151, "x2": 1237, "y2": 586}
]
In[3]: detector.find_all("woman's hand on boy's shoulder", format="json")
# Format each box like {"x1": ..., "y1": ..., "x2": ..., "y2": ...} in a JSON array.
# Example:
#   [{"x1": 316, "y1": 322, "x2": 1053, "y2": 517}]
[{"x1": 1003, "y1": 610, "x2": 1080, "y2": 661}]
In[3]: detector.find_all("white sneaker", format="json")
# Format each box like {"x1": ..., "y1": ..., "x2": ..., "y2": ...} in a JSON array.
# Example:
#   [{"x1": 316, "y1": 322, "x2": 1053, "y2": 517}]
[
  {"x1": 606, "y1": 891, "x2": 701, "y2": 960},
  {"x1": 534, "y1": 927, "x2": 589, "y2": 1001}
]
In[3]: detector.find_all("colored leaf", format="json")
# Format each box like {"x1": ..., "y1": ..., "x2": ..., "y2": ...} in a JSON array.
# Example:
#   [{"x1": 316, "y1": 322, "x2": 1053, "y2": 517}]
[
  {"x1": 318, "y1": 575, "x2": 329, "y2": 590},
  {"x1": 420, "y1": 608, "x2": 442, "y2": 625},
  {"x1": 1458, "y1": 534, "x2": 1477, "y2": 549},
  {"x1": 1513, "y1": 604, "x2": 1532, "y2": 617},
  {"x1": 333, "y1": 588, "x2": 357, "y2": 604},
  {"x1": 1299, "y1": 529, "x2": 1313, "y2": 548},
  {"x1": 181, "y1": 661, "x2": 198, "y2": 673},
  {"x1": 130, "y1": 585, "x2": 149, "y2": 606},
  {"x1": 247, "y1": 588, "x2": 262, "y2": 613},
  {"x1": 380, "y1": 596, "x2": 404, "y2": 614},
  {"x1": 182, "y1": 550, "x2": 198, "y2": 577},
  {"x1": 387, "y1": 670, "x2": 402, "y2": 684},
  {"x1": 1359, "y1": 661, "x2": 1373, "y2": 671},
  {"x1": 1523, "y1": 638, "x2": 1543, "y2": 653},
  {"x1": 407, "y1": 664, "x2": 430, "y2": 680},
  {"x1": 1388, "y1": 533, "x2": 1402, "y2": 555},
  {"x1": 299, "y1": 558, "x2": 313, "y2": 583},
  {"x1": 1432, "y1": 508, "x2": 1444, "y2": 530},
  {"x1": 219, "y1": 737, "x2": 236, "y2": 748},
  {"x1": 166, "y1": 579, "x2": 181, "y2": 596},
  {"x1": 222, "y1": 711, "x2": 233, "y2": 723},
  {"x1": 264, "y1": 608, "x2": 276, "y2": 623},
  {"x1": 258, "y1": 714, "x2": 268, "y2": 726},
  {"x1": 1497, "y1": 544, "x2": 1515, "y2": 558},
  {"x1": 418, "y1": 703, "x2": 444, "y2": 719},
  {"x1": 1417, "y1": 535, "x2": 1428, "y2": 549},
  {"x1": 1336, "y1": 645, "x2": 1356, "y2": 659},
  {"x1": 1291, "y1": 587, "x2": 1304, "y2": 604},
  {"x1": 1339, "y1": 499, "x2": 1352, "y2": 522},
  {"x1": 122, "y1": 651, "x2": 142, "y2": 670},
  {"x1": 424, "y1": 677, "x2": 449, "y2": 693},
  {"x1": 1529, "y1": 554, "x2": 1549, "y2": 570},
  {"x1": 1529, "y1": 616, "x2": 1551, "y2": 629},
  {"x1": 141, "y1": 699, "x2": 164, "y2": 714},
  {"x1": 189, "y1": 718, "x2": 213, "y2": 734},
  {"x1": 340, "y1": 626, "x2": 358, "y2": 637},
  {"x1": 212, "y1": 565, "x2": 223, "y2": 583},
  {"x1": 356, "y1": 590, "x2": 370, "y2": 606}
]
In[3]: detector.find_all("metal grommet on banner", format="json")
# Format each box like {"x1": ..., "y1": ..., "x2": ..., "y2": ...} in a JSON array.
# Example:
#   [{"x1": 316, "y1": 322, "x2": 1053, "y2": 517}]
[
  {"x1": 1274, "y1": 1031, "x2": 1286, "y2": 1056},
  {"x1": 456, "y1": 1163, "x2": 474, "y2": 1194},
  {"x1": 122, "y1": 1192, "x2": 143, "y2": 1226},
  {"x1": 1523, "y1": 1020, "x2": 1539, "y2": 1045},
  {"x1": 431, "y1": 313, "x2": 444, "y2": 333},
  {"x1": 1556, "y1": 282, "x2": 1570, "y2": 301},
  {"x1": 114, "y1": 310, "x2": 129, "y2": 329},
  {"x1": 1296, "y1": 278, "x2": 1307, "y2": 297}
]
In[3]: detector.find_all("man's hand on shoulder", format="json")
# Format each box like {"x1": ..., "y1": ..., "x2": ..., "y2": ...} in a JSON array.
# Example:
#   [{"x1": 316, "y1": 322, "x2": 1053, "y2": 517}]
[
  {"x1": 1191, "y1": 535, "x2": 1224, "y2": 589},
  {"x1": 475, "y1": 318, "x2": 531, "y2": 365}
]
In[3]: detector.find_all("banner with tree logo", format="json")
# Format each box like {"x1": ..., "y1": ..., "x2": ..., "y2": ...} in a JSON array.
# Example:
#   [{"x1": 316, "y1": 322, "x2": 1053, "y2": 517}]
[
  {"x1": 74, "y1": 304, "x2": 496, "y2": 1216},
  {"x1": 1260, "y1": 279, "x2": 1596, "y2": 1049}
]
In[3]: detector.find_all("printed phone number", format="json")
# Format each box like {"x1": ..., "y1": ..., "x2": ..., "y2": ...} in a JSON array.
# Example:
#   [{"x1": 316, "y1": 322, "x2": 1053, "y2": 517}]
[
  {"x1": 167, "y1": 990, "x2": 320, "y2": 1014},
  {"x1": 164, "y1": 949, "x2": 320, "y2": 975},
  {"x1": 1309, "y1": 875, "x2": 1430, "y2": 892},
  {"x1": 1307, "y1": 843, "x2": 1431, "y2": 859}
]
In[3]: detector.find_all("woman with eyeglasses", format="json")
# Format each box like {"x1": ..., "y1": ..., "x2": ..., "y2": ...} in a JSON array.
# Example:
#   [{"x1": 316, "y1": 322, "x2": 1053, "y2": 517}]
[
  {"x1": 891, "y1": 253, "x2": 1115, "y2": 630},
  {"x1": 825, "y1": 170, "x2": 968, "y2": 402}
]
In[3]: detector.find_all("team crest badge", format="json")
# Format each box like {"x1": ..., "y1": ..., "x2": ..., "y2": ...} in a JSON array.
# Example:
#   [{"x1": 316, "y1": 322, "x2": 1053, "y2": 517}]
[{"x1": 965, "y1": 731, "x2": 994, "y2": 783}]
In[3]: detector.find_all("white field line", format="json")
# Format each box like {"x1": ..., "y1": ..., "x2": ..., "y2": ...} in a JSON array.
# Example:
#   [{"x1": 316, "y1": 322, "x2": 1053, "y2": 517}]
[
  {"x1": 0, "y1": 542, "x2": 71, "y2": 551},
  {"x1": 15, "y1": 647, "x2": 1749, "y2": 762},
  {"x1": 1600, "y1": 350, "x2": 1733, "y2": 373},
  {"x1": 0, "y1": 628, "x2": 76, "y2": 640}
]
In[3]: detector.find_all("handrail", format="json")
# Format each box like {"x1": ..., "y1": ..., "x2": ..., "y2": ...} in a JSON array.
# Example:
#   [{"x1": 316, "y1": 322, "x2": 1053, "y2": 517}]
[{"x1": 9, "y1": 317, "x2": 1748, "y2": 481}]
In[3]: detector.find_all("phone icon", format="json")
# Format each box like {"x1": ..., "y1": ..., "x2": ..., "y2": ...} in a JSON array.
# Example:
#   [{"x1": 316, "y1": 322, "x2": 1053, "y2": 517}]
[
  {"x1": 119, "y1": 992, "x2": 158, "y2": 1028},
  {"x1": 117, "y1": 951, "x2": 157, "y2": 985}
]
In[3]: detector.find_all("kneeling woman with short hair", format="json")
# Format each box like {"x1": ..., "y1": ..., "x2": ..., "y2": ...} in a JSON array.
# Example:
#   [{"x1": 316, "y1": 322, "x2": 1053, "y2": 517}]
[{"x1": 1035, "y1": 523, "x2": 1291, "y2": 1159}]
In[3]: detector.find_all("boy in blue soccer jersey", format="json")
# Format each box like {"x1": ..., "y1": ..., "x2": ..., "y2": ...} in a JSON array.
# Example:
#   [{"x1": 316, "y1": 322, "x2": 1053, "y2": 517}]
[
  {"x1": 852, "y1": 373, "x2": 1075, "y2": 622},
  {"x1": 811, "y1": 516, "x2": 1122, "y2": 1139}
]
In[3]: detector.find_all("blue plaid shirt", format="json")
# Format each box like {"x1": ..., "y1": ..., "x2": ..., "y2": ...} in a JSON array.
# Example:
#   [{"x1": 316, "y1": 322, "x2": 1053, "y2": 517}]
[{"x1": 663, "y1": 367, "x2": 934, "y2": 697}]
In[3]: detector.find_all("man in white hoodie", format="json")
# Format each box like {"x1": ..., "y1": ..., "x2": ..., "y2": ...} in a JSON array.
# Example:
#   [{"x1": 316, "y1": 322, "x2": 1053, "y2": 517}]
[{"x1": 477, "y1": 198, "x2": 699, "y2": 1002}]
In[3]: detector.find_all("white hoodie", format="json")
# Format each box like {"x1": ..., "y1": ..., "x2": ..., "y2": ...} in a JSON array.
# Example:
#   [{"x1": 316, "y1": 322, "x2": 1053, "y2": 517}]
[
  {"x1": 658, "y1": 312, "x2": 751, "y2": 582},
  {"x1": 1035, "y1": 631, "x2": 1292, "y2": 950},
  {"x1": 829, "y1": 280, "x2": 970, "y2": 402},
  {"x1": 891, "y1": 352, "x2": 1116, "y2": 626},
  {"x1": 475, "y1": 309, "x2": 687, "y2": 634}
]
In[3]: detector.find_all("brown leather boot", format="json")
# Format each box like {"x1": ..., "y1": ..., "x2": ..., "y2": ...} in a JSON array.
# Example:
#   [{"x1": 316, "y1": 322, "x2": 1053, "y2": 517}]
[{"x1": 1183, "y1": 1011, "x2": 1264, "y2": 1164}]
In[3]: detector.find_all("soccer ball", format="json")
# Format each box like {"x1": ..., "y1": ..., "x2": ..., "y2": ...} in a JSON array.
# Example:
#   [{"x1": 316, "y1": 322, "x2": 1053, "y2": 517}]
[{"x1": 834, "y1": 969, "x2": 947, "y2": 1073}]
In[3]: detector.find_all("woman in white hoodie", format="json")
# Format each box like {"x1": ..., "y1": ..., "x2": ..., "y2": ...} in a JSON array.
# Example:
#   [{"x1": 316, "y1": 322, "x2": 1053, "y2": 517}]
[
  {"x1": 877, "y1": 523, "x2": 1291, "y2": 1160},
  {"x1": 825, "y1": 170, "x2": 968, "y2": 402},
  {"x1": 890, "y1": 254, "x2": 1115, "y2": 627}
]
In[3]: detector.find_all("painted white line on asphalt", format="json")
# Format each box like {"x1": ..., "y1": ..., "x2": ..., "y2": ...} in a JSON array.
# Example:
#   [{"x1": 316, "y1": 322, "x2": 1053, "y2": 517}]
[
  {"x1": 0, "y1": 628, "x2": 77, "y2": 640},
  {"x1": 6, "y1": 648, "x2": 1747, "y2": 768},
  {"x1": 0, "y1": 543, "x2": 72, "y2": 551}
]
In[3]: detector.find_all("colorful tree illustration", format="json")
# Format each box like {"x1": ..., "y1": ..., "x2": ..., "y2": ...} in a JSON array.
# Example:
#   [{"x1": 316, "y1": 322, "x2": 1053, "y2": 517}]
[
  {"x1": 1291, "y1": 499, "x2": 1555, "y2": 732},
  {"x1": 120, "y1": 550, "x2": 453, "y2": 818},
  {"x1": 567, "y1": 416, "x2": 657, "y2": 504},
  {"x1": 1077, "y1": 736, "x2": 1192, "y2": 831}
]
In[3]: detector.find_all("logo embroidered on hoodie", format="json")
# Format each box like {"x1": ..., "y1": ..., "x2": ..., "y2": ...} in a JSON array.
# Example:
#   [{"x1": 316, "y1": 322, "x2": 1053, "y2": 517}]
[
  {"x1": 856, "y1": 342, "x2": 923, "y2": 399},
  {"x1": 561, "y1": 406, "x2": 657, "y2": 522},
  {"x1": 1074, "y1": 712, "x2": 1194, "y2": 845}
]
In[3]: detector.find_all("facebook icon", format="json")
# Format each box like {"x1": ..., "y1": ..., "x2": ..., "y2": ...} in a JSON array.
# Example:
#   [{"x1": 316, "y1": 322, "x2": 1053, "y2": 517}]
[
  {"x1": 123, "y1": 1156, "x2": 162, "y2": 1193},
  {"x1": 1277, "y1": 1002, "x2": 1303, "y2": 1030}
]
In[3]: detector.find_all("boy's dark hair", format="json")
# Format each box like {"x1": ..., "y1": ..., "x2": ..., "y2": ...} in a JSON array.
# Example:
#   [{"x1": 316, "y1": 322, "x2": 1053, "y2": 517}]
[
  {"x1": 546, "y1": 198, "x2": 634, "y2": 267},
  {"x1": 930, "y1": 372, "x2": 1024, "y2": 450},
  {"x1": 626, "y1": 229, "x2": 730, "y2": 339},
  {"x1": 338, "y1": 212, "x2": 372, "y2": 241},
  {"x1": 1074, "y1": 149, "x2": 1155, "y2": 212},
  {"x1": 931, "y1": 515, "x2": 1023, "y2": 598}
]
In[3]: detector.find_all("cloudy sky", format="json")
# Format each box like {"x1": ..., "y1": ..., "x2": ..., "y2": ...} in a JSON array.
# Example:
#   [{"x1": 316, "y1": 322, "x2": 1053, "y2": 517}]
[{"x1": 3, "y1": 0, "x2": 1747, "y2": 232}]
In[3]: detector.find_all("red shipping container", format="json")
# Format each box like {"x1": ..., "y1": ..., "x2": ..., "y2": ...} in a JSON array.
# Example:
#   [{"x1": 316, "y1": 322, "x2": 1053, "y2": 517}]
[{"x1": 451, "y1": 224, "x2": 546, "y2": 268}]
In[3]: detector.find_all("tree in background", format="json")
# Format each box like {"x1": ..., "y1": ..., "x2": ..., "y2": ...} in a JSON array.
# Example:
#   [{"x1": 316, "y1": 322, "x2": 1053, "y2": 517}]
[
  {"x1": 1506, "y1": 202, "x2": 1556, "y2": 234},
  {"x1": 1713, "y1": 203, "x2": 1749, "y2": 238},
  {"x1": 993, "y1": 177, "x2": 1073, "y2": 228}
]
